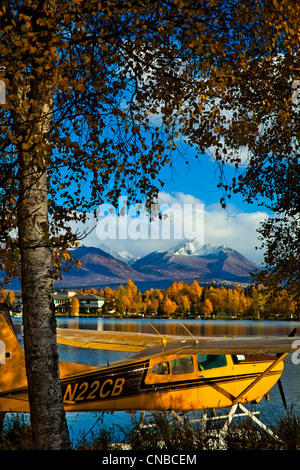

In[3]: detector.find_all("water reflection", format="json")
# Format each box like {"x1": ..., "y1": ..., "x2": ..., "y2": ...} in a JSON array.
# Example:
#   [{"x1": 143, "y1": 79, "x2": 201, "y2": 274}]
[
  {"x1": 55, "y1": 316, "x2": 300, "y2": 338},
  {"x1": 13, "y1": 316, "x2": 300, "y2": 339}
]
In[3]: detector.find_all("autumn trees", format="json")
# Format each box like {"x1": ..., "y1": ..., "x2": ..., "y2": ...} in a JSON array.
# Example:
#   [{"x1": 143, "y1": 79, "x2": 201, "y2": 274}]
[
  {"x1": 94, "y1": 280, "x2": 297, "y2": 319},
  {"x1": 69, "y1": 295, "x2": 79, "y2": 316}
]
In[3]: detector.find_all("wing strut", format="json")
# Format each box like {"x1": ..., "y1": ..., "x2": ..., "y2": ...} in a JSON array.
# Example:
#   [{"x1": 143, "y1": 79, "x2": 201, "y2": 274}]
[
  {"x1": 180, "y1": 323, "x2": 199, "y2": 346},
  {"x1": 275, "y1": 328, "x2": 296, "y2": 410},
  {"x1": 277, "y1": 379, "x2": 287, "y2": 410},
  {"x1": 148, "y1": 322, "x2": 167, "y2": 350},
  {"x1": 233, "y1": 352, "x2": 289, "y2": 404}
]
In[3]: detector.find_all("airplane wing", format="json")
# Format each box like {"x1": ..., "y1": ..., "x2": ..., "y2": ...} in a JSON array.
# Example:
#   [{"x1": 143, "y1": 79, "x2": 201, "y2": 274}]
[
  {"x1": 56, "y1": 328, "x2": 166, "y2": 352},
  {"x1": 172, "y1": 336, "x2": 300, "y2": 356},
  {"x1": 57, "y1": 328, "x2": 300, "y2": 356}
]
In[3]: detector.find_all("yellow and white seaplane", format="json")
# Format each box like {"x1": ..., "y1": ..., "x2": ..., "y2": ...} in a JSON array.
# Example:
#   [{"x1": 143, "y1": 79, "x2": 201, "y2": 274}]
[{"x1": 0, "y1": 310, "x2": 298, "y2": 431}]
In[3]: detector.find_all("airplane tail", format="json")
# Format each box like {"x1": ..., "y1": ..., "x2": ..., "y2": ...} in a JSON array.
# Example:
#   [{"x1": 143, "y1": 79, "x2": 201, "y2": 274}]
[{"x1": 0, "y1": 309, "x2": 27, "y2": 395}]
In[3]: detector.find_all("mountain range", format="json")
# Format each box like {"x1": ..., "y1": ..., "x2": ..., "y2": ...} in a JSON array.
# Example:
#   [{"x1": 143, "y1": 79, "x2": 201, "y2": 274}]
[{"x1": 54, "y1": 239, "x2": 261, "y2": 291}]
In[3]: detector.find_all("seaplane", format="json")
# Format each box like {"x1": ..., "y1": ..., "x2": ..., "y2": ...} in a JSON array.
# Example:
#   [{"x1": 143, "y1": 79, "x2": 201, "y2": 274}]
[{"x1": 0, "y1": 309, "x2": 298, "y2": 432}]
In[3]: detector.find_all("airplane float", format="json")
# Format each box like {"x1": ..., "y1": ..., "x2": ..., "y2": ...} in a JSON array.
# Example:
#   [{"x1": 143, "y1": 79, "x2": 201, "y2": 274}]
[{"x1": 0, "y1": 309, "x2": 298, "y2": 433}]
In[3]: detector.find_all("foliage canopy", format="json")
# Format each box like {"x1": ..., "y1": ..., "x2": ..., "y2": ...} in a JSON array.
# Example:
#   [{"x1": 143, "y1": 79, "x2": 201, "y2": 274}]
[
  {"x1": 1, "y1": 1, "x2": 299, "y2": 289},
  {"x1": 2, "y1": 0, "x2": 298, "y2": 280}
]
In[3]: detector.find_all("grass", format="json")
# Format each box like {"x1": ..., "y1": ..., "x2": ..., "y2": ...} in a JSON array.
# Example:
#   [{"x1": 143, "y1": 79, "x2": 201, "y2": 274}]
[{"x1": 2, "y1": 408, "x2": 300, "y2": 450}]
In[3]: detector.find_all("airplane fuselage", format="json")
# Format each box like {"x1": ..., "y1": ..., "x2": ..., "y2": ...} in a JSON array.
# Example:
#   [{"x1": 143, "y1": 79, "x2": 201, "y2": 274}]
[
  {"x1": 61, "y1": 351, "x2": 284, "y2": 412},
  {"x1": 0, "y1": 349, "x2": 283, "y2": 413}
]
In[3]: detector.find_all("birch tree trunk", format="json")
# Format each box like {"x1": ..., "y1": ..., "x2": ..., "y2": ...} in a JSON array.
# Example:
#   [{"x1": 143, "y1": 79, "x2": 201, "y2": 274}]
[
  {"x1": 18, "y1": 155, "x2": 70, "y2": 449},
  {"x1": 16, "y1": 52, "x2": 70, "y2": 449}
]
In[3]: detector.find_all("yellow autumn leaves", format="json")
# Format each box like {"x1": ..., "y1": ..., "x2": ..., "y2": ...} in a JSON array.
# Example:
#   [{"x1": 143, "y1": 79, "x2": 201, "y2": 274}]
[{"x1": 79, "y1": 280, "x2": 297, "y2": 319}]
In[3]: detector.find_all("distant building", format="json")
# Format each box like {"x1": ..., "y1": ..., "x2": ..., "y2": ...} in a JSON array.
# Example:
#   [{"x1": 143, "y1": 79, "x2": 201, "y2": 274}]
[
  {"x1": 53, "y1": 289, "x2": 76, "y2": 313},
  {"x1": 53, "y1": 290, "x2": 104, "y2": 315},
  {"x1": 13, "y1": 289, "x2": 105, "y2": 316},
  {"x1": 13, "y1": 291, "x2": 23, "y2": 313},
  {"x1": 75, "y1": 294, "x2": 105, "y2": 314}
]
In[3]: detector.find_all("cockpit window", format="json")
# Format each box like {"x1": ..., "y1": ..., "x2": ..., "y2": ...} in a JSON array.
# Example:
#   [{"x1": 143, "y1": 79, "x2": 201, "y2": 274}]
[
  {"x1": 198, "y1": 354, "x2": 227, "y2": 371},
  {"x1": 152, "y1": 361, "x2": 170, "y2": 375},
  {"x1": 171, "y1": 356, "x2": 194, "y2": 375}
]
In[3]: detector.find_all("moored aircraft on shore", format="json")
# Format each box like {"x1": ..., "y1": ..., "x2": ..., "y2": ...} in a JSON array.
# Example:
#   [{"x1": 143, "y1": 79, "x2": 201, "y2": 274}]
[{"x1": 0, "y1": 311, "x2": 298, "y2": 423}]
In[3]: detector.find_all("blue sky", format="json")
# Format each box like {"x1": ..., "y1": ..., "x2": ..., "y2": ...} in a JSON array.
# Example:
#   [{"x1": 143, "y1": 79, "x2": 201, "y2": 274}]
[{"x1": 78, "y1": 150, "x2": 269, "y2": 265}]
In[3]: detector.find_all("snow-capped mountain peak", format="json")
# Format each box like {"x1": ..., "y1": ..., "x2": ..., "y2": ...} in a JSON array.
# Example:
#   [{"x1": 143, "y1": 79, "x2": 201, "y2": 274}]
[
  {"x1": 169, "y1": 239, "x2": 221, "y2": 257},
  {"x1": 117, "y1": 251, "x2": 140, "y2": 266},
  {"x1": 97, "y1": 243, "x2": 140, "y2": 266}
]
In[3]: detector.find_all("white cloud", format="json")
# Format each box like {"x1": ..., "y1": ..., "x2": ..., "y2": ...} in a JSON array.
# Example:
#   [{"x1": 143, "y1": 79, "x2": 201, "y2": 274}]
[
  {"x1": 71, "y1": 191, "x2": 268, "y2": 264},
  {"x1": 203, "y1": 205, "x2": 268, "y2": 264}
]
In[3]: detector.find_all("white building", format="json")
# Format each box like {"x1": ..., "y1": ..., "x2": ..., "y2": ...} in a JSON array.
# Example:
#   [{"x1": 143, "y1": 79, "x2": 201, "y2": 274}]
[{"x1": 76, "y1": 294, "x2": 105, "y2": 313}]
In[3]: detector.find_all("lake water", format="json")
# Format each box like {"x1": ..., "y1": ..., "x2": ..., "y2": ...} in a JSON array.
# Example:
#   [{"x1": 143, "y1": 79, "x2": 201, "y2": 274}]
[{"x1": 12, "y1": 317, "x2": 300, "y2": 446}]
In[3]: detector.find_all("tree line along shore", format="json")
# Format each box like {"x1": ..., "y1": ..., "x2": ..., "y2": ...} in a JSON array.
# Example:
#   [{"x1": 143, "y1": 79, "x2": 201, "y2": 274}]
[
  {"x1": 63, "y1": 280, "x2": 299, "y2": 320},
  {"x1": 3, "y1": 279, "x2": 298, "y2": 320}
]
